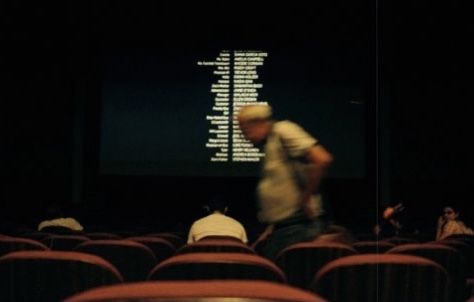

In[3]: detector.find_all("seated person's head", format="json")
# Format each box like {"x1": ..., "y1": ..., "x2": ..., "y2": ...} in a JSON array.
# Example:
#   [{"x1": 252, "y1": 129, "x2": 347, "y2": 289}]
[
  {"x1": 381, "y1": 201, "x2": 404, "y2": 220},
  {"x1": 205, "y1": 196, "x2": 228, "y2": 214},
  {"x1": 443, "y1": 206, "x2": 459, "y2": 221},
  {"x1": 45, "y1": 204, "x2": 64, "y2": 220}
]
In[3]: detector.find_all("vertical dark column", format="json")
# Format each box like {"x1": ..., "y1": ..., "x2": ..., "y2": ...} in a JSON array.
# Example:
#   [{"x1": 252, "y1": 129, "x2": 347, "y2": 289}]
[{"x1": 70, "y1": 5, "x2": 89, "y2": 205}]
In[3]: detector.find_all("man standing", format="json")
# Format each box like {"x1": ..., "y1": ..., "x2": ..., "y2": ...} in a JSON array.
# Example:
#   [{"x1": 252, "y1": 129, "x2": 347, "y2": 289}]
[{"x1": 237, "y1": 104, "x2": 333, "y2": 259}]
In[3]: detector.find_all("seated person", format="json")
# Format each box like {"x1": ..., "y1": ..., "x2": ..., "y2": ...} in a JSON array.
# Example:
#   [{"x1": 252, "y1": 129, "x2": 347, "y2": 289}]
[
  {"x1": 187, "y1": 197, "x2": 248, "y2": 244},
  {"x1": 38, "y1": 204, "x2": 84, "y2": 232},
  {"x1": 436, "y1": 205, "x2": 473, "y2": 240},
  {"x1": 374, "y1": 201, "x2": 419, "y2": 237},
  {"x1": 374, "y1": 202, "x2": 405, "y2": 238}
]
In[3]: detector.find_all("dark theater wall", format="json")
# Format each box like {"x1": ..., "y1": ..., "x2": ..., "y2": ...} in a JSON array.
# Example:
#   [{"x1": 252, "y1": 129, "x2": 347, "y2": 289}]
[
  {"x1": 3, "y1": 3, "x2": 79, "y2": 225},
  {"x1": 380, "y1": 1, "x2": 474, "y2": 231}
]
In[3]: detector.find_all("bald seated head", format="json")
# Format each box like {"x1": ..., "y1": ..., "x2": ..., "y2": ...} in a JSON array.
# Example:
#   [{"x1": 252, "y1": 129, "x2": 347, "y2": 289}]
[{"x1": 237, "y1": 104, "x2": 273, "y2": 144}]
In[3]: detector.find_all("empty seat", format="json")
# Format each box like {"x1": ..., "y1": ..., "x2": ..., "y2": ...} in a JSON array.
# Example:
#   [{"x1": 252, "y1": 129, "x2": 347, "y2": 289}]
[
  {"x1": 144, "y1": 233, "x2": 185, "y2": 248},
  {"x1": 275, "y1": 241, "x2": 357, "y2": 288},
  {"x1": 64, "y1": 280, "x2": 326, "y2": 302},
  {"x1": 148, "y1": 252, "x2": 286, "y2": 283},
  {"x1": 383, "y1": 236, "x2": 418, "y2": 245},
  {"x1": 17, "y1": 231, "x2": 52, "y2": 241},
  {"x1": 387, "y1": 243, "x2": 468, "y2": 301},
  {"x1": 0, "y1": 250, "x2": 123, "y2": 302},
  {"x1": 352, "y1": 241, "x2": 395, "y2": 254},
  {"x1": 85, "y1": 232, "x2": 122, "y2": 240},
  {"x1": 444, "y1": 234, "x2": 474, "y2": 244},
  {"x1": 434, "y1": 239, "x2": 474, "y2": 277},
  {"x1": 410, "y1": 233, "x2": 435, "y2": 243},
  {"x1": 41, "y1": 234, "x2": 90, "y2": 250},
  {"x1": 0, "y1": 237, "x2": 48, "y2": 256},
  {"x1": 311, "y1": 254, "x2": 449, "y2": 302},
  {"x1": 355, "y1": 233, "x2": 378, "y2": 241},
  {"x1": 126, "y1": 236, "x2": 175, "y2": 263},
  {"x1": 75, "y1": 239, "x2": 156, "y2": 281}
]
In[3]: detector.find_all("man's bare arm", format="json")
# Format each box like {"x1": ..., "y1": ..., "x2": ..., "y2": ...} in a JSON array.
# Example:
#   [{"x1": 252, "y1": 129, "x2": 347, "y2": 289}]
[{"x1": 301, "y1": 144, "x2": 334, "y2": 216}]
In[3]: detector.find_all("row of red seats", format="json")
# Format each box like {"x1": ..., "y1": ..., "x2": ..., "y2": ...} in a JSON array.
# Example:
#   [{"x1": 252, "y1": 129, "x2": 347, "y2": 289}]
[
  {"x1": 3, "y1": 235, "x2": 467, "y2": 282},
  {"x1": 0, "y1": 249, "x2": 456, "y2": 302},
  {"x1": 2, "y1": 233, "x2": 473, "y2": 301}
]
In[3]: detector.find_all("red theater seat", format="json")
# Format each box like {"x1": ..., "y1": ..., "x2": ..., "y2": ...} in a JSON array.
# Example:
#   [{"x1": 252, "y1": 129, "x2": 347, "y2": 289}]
[
  {"x1": 85, "y1": 232, "x2": 122, "y2": 240},
  {"x1": 17, "y1": 231, "x2": 52, "y2": 241},
  {"x1": 148, "y1": 252, "x2": 286, "y2": 283},
  {"x1": 382, "y1": 236, "x2": 418, "y2": 245},
  {"x1": 64, "y1": 280, "x2": 326, "y2": 302},
  {"x1": 275, "y1": 241, "x2": 357, "y2": 288},
  {"x1": 144, "y1": 233, "x2": 185, "y2": 248},
  {"x1": 311, "y1": 254, "x2": 449, "y2": 302},
  {"x1": 387, "y1": 243, "x2": 468, "y2": 301},
  {"x1": 0, "y1": 250, "x2": 123, "y2": 302},
  {"x1": 126, "y1": 236, "x2": 175, "y2": 263},
  {"x1": 352, "y1": 240, "x2": 395, "y2": 254},
  {"x1": 41, "y1": 234, "x2": 90, "y2": 250},
  {"x1": 0, "y1": 237, "x2": 48, "y2": 256},
  {"x1": 75, "y1": 239, "x2": 156, "y2": 281},
  {"x1": 434, "y1": 239, "x2": 474, "y2": 277}
]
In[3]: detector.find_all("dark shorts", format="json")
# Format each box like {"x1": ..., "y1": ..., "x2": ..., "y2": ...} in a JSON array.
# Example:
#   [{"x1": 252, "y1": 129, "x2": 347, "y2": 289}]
[{"x1": 260, "y1": 211, "x2": 327, "y2": 260}]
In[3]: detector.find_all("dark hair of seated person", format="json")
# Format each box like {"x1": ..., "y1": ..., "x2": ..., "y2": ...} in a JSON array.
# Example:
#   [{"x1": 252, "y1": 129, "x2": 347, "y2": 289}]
[{"x1": 205, "y1": 195, "x2": 229, "y2": 214}]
